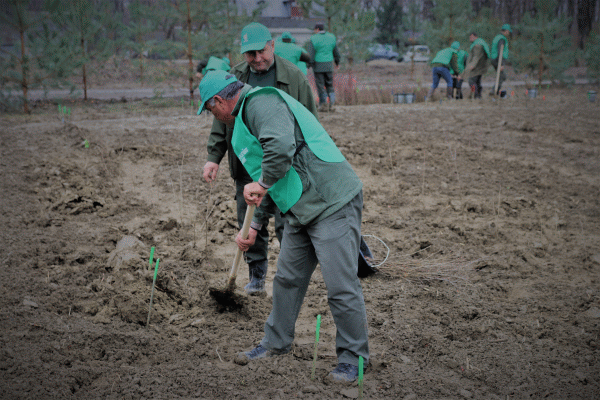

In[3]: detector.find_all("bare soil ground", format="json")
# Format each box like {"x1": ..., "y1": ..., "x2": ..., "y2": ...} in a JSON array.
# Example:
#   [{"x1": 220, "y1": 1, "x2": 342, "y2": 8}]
[{"x1": 1, "y1": 62, "x2": 600, "y2": 399}]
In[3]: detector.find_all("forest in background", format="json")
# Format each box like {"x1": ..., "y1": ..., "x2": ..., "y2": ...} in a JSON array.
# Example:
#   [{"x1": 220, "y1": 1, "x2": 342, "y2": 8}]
[{"x1": 1, "y1": 0, "x2": 599, "y2": 113}]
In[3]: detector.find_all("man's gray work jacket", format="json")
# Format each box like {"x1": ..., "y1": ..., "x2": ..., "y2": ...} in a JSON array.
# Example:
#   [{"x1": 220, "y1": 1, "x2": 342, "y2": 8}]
[{"x1": 205, "y1": 54, "x2": 318, "y2": 181}]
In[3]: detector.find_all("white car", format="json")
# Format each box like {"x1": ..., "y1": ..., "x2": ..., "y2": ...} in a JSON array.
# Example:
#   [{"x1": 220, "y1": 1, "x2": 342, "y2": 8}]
[{"x1": 403, "y1": 45, "x2": 430, "y2": 63}]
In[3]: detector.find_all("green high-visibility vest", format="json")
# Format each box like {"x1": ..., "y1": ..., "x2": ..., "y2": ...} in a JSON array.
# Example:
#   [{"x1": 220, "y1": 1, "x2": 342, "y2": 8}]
[
  {"x1": 274, "y1": 41, "x2": 303, "y2": 65},
  {"x1": 491, "y1": 34, "x2": 509, "y2": 60},
  {"x1": 431, "y1": 47, "x2": 457, "y2": 66},
  {"x1": 231, "y1": 87, "x2": 345, "y2": 213},
  {"x1": 470, "y1": 38, "x2": 491, "y2": 58},
  {"x1": 451, "y1": 50, "x2": 468, "y2": 74},
  {"x1": 310, "y1": 32, "x2": 337, "y2": 63}
]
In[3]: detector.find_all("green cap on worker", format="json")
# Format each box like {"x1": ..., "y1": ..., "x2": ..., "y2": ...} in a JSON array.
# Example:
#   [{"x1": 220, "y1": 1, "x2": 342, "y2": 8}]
[
  {"x1": 501, "y1": 23, "x2": 512, "y2": 33},
  {"x1": 281, "y1": 31, "x2": 293, "y2": 40},
  {"x1": 197, "y1": 70, "x2": 238, "y2": 115},
  {"x1": 451, "y1": 41, "x2": 460, "y2": 50},
  {"x1": 240, "y1": 22, "x2": 272, "y2": 53}
]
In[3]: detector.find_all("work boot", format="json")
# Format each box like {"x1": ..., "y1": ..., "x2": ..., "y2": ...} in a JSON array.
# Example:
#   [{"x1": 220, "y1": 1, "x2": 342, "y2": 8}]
[
  {"x1": 234, "y1": 344, "x2": 290, "y2": 365},
  {"x1": 328, "y1": 93, "x2": 336, "y2": 112},
  {"x1": 328, "y1": 363, "x2": 359, "y2": 382},
  {"x1": 446, "y1": 87, "x2": 453, "y2": 99},
  {"x1": 244, "y1": 260, "x2": 267, "y2": 295},
  {"x1": 318, "y1": 102, "x2": 329, "y2": 113},
  {"x1": 425, "y1": 88, "x2": 435, "y2": 102},
  {"x1": 456, "y1": 88, "x2": 463, "y2": 99}
]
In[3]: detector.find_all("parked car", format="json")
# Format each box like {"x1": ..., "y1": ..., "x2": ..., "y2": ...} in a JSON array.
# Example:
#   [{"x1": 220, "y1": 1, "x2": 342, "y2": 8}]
[
  {"x1": 367, "y1": 44, "x2": 402, "y2": 62},
  {"x1": 402, "y1": 45, "x2": 431, "y2": 63}
]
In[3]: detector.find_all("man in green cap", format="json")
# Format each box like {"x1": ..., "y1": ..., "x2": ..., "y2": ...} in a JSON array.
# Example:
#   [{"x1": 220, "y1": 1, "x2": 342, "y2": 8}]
[
  {"x1": 307, "y1": 23, "x2": 340, "y2": 112},
  {"x1": 198, "y1": 69, "x2": 369, "y2": 383},
  {"x1": 274, "y1": 31, "x2": 312, "y2": 75},
  {"x1": 490, "y1": 24, "x2": 512, "y2": 95},
  {"x1": 465, "y1": 32, "x2": 490, "y2": 99},
  {"x1": 449, "y1": 41, "x2": 468, "y2": 99},
  {"x1": 426, "y1": 42, "x2": 460, "y2": 101},
  {"x1": 195, "y1": 56, "x2": 230, "y2": 79},
  {"x1": 203, "y1": 22, "x2": 317, "y2": 295}
]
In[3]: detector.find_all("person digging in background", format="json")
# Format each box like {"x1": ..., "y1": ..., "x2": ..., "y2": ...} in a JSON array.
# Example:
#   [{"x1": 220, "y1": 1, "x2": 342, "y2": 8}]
[
  {"x1": 490, "y1": 23, "x2": 512, "y2": 96},
  {"x1": 274, "y1": 31, "x2": 312, "y2": 75},
  {"x1": 451, "y1": 41, "x2": 468, "y2": 99},
  {"x1": 307, "y1": 23, "x2": 340, "y2": 112},
  {"x1": 198, "y1": 70, "x2": 369, "y2": 382},
  {"x1": 195, "y1": 56, "x2": 230, "y2": 79},
  {"x1": 426, "y1": 42, "x2": 460, "y2": 101},
  {"x1": 202, "y1": 22, "x2": 318, "y2": 295},
  {"x1": 465, "y1": 32, "x2": 490, "y2": 99}
]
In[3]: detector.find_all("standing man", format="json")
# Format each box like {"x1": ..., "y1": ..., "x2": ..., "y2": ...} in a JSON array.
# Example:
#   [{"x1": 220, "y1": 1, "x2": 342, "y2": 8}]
[
  {"x1": 274, "y1": 31, "x2": 312, "y2": 75},
  {"x1": 426, "y1": 42, "x2": 460, "y2": 101},
  {"x1": 491, "y1": 24, "x2": 512, "y2": 96},
  {"x1": 465, "y1": 32, "x2": 490, "y2": 99},
  {"x1": 202, "y1": 22, "x2": 318, "y2": 295},
  {"x1": 307, "y1": 23, "x2": 340, "y2": 112},
  {"x1": 450, "y1": 42, "x2": 468, "y2": 99},
  {"x1": 198, "y1": 70, "x2": 369, "y2": 383}
]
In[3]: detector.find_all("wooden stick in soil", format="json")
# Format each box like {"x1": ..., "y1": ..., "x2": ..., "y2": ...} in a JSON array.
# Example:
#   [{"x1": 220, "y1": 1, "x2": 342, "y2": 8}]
[{"x1": 493, "y1": 44, "x2": 504, "y2": 96}]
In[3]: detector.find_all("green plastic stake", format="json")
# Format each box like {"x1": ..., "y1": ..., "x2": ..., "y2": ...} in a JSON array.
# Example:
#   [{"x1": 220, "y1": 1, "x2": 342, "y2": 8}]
[
  {"x1": 58, "y1": 104, "x2": 62, "y2": 114},
  {"x1": 84, "y1": 139, "x2": 89, "y2": 149},
  {"x1": 149, "y1": 246, "x2": 155, "y2": 270},
  {"x1": 68, "y1": 107, "x2": 71, "y2": 116},
  {"x1": 311, "y1": 314, "x2": 322, "y2": 380},
  {"x1": 358, "y1": 356, "x2": 364, "y2": 399},
  {"x1": 146, "y1": 258, "x2": 160, "y2": 327}
]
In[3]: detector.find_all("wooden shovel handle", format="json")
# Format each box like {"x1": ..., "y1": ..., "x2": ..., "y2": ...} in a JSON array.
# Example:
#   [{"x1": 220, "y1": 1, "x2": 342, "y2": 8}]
[
  {"x1": 494, "y1": 44, "x2": 504, "y2": 95},
  {"x1": 229, "y1": 204, "x2": 256, "y2": 280}
]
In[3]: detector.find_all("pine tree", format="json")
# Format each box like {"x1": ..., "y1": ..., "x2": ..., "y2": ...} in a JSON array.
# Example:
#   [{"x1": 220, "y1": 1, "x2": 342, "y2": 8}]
[
  {"x1": 423, "y1": 0, "x2": 472, "y2": 53},
  {"x1": 46, "y1": 0, "x2": 123, "y2": 100},
  {"x1": 402, "y1": 1, "x2": 424, "y2": 79},
  {"x1": 584, "y1": 32, "x2": 600, "y2": 83},
  {"x1": 0, "y1": 0, "x2": 74, "y2": 113},
  {"x1": 513, "y1": 0, "x2": 575, "y2": 86},
  {"x1": 125, "y1": 0, "x2": 159, "y2": 86},
  {"x1": 297, "y1": 0, "x2": 363, "y2": 32},
  {"x1": 376, "y1": 0, "x2": 404, "y2": 49}
]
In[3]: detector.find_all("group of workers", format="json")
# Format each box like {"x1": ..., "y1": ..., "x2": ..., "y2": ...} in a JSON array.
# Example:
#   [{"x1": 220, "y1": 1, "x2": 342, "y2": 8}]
[
  {"x1": 427, "y1": 23, "x2": 513, "y2": 101},
  {"x1": 193, "y1": 21, "x2": 513, "y2": 384}
]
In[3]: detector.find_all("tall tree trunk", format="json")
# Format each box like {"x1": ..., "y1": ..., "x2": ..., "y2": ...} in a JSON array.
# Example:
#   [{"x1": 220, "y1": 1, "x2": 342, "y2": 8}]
[
  {"x1": 81, "y1": 33, "x2": 88, "y2": 100},
  {"x1": 19, "y1": 24, "x2": 29, "y2": 114},
  {"x1": 538, "y1": 33, "x2": 544, "y2": 87},
  {"x1": 186, "y1": 0, "x2": 194, "y2": 100}
]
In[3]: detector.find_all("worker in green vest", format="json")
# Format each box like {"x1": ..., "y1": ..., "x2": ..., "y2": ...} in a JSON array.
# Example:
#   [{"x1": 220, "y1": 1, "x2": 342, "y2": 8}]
[
  {"x1": 490, "y1": 24, "x2": 512, "y2": 96},
  {"x1": 426, "y1": 42, "x2": 460, "y2": 101},
  {"x1": 195, "y1": 56, "x2": 230, "y2": 79},
  {"x1": 203, "y1": 22, "x2": 317, "y2": 296},
  {"x1": 198, "y1": 70, "x2": 369, "y2": 383},
  {"x1": 274, "y1": 31, "x2": 311, "y2": 75},
  {"x1": 307, "y1": 23, "x2": 340, "y2": 112},
  {"x1": 449, "y1": 41, "x2": 468, "y2": 99},
  {"x1": 465, "y1": 32, "x2": 490, "y2": 99}
]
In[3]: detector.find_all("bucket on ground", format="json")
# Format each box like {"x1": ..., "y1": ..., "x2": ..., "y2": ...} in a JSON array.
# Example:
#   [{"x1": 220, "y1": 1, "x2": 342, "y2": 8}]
[
  {"x1": 528, "y1": 88, "x2": 537, "y2": 99},
  {"x1": 393, "y1": 93, "x2": 406, "y2": 104},
  {"x1": 405, "y1": 93, "x2": 416, "y2": 104},
  {"x1": 588, "y1": 91, "x2": 597, "y2": 102},
  {"x1": 358, "y1": 236, "x2": 376, "y2": 278}
]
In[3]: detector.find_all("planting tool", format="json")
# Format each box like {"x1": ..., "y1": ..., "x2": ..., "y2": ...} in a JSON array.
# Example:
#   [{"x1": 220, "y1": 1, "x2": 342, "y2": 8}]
[
  {"x1": 311, "y1": 314, "x2": 322, "y2": 380},
  {"x1": 358, "y1": 356, "x2": 364, "y2": 399},
  {"x1": 149, "y1": 246, "x2": 155, "y2": 270},
  {"x1": 209, "y1": 204, "x2": 255, "y2": 307},
  {"x1": 493, "y1": 43, "x2": 504, "y2": 96}
]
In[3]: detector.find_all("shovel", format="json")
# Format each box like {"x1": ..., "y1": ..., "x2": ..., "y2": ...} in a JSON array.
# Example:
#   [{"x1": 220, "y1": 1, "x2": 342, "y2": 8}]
[{"x1": 209, "y1": 204, "x2": 255, "y2": 307}]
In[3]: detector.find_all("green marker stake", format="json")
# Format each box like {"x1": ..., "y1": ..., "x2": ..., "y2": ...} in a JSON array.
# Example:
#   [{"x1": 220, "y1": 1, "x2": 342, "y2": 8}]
[
  {"x1": 68, "y1": 107, "x2": 71, "y2": 116},
  {"x1": 146, "y1": 258, "x2": 160, "y2": 327},
  {"x1": 84, "y1": 139, "x2": 89, "y2": 149},
  {"x1": 149, "y1": 246, "x2": 155, "y2": 270},
  {"x1": 358, "y1": 356, "x2": 364, "y2": 399},
  {"x1": 311, "y1": 314, "x2": 322, "y2": 380}
]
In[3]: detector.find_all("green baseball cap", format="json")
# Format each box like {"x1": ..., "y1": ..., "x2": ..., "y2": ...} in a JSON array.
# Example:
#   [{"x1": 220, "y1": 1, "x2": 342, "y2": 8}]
[
  {"x1": 197, "y1": 70, "x2": 238, "y2": 115},
  {"x1": 451, "y1": 41, "x2": 460, "y2": 50},
  {"x1": 501, "y1": 23, "x2": 512, "y2": 33},
  {"x1": 240, "y1": 22, "x2": 272, "y2": 53},
  {"x1": 281, "y1": 31, "x2": 293, "y2": 40}
]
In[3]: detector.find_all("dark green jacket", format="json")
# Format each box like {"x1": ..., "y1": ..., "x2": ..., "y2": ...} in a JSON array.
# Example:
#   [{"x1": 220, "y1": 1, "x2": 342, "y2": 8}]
[
  {"x1": 466, "y1": 38, "x2": 490, "y2": 77},
  {"x1": 231, "y1": 85, "x2": 362, "y2": 227},
  {"x1": 206, "y1": 54, "x2": 318, "y2": 180}
]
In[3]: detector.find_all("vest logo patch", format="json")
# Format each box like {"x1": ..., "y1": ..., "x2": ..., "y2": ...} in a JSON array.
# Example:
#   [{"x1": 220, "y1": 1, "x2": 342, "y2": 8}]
[{"x1": 239, "y1": 147, "x2": 249, "y2": 164}]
